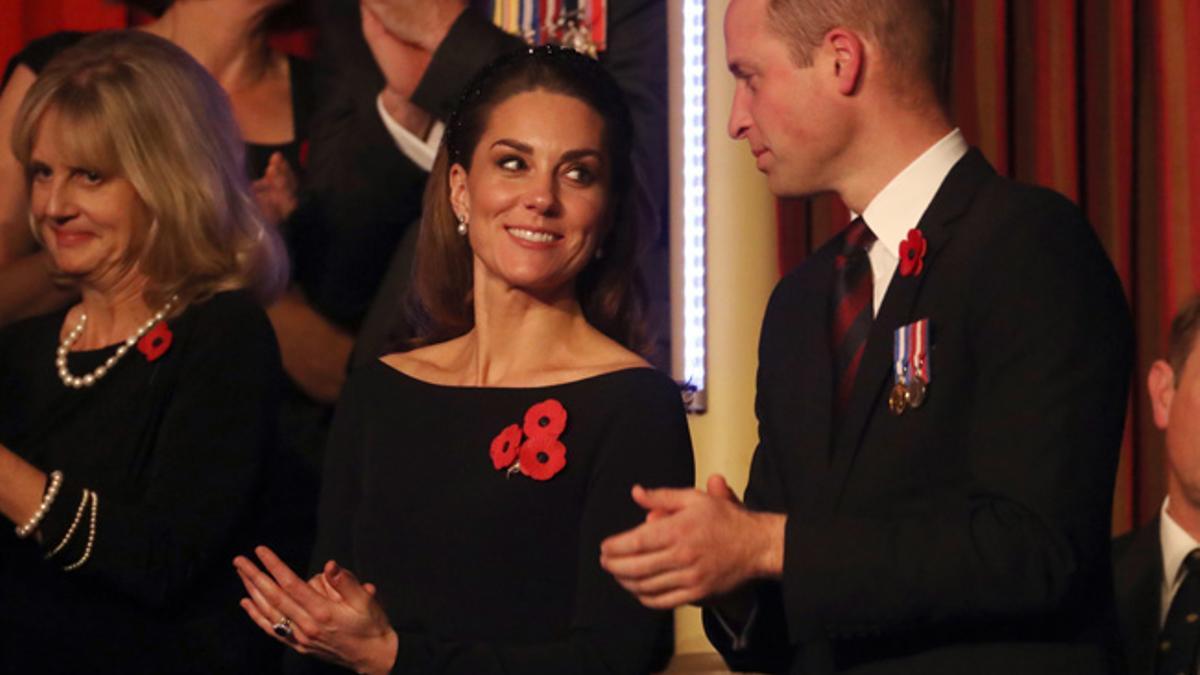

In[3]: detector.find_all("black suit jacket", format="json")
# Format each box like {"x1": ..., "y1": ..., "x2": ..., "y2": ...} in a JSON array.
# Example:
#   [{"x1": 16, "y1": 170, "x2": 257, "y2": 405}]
[
  {"x1": 1113, "y1": 520, "x2": 1163, "y2": 675},
  {"x1": 703, "y1": 149, "x2": 1133, "y2": 674}
]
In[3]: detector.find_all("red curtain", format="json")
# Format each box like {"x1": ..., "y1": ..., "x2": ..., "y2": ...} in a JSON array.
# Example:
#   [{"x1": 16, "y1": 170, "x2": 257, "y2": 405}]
[
  {"x1": 0, "y1": 1, "x2": 129, "y2": 73},
  {"x1": 777, "y1": 0, "x2": 1200, "y2": 534}
]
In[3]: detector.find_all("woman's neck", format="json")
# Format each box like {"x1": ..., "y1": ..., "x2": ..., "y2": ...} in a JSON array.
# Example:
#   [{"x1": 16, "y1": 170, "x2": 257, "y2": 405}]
[
  {"x1": 68, "y1": 276, "x2": 155, "y2": 350},
  {"x1": 461, "y1": 274, "x2": 592, "y2": 387},
  {"x1": 143, "y1": 1, "x2": 275, "y2": 91}
]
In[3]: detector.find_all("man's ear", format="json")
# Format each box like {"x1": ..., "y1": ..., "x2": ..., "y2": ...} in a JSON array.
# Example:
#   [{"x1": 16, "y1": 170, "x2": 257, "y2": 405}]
[
  {"x1": 1148, "y1": 359, "x2": 1176, "y2": 431},
  {"x1": 449, "y1": 163, "x2": 470, "y2": 220},
  {"x1": 826, "y1": 28, "x2": 864, "y2": 96}
]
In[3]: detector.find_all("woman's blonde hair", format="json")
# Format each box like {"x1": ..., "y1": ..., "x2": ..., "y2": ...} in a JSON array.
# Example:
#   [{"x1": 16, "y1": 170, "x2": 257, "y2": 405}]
[{"x1": 11, "y1": 30, "x2": 288, "y2": 309}]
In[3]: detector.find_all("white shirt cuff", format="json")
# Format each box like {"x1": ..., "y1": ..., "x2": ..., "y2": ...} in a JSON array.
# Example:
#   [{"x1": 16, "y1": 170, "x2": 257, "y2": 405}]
[
  {"x1": 376, "y1": 93, "x2": 445, "y2": 173},
  {"x1": 711, "y1": 601, "x2": 759, "y2": 651}
]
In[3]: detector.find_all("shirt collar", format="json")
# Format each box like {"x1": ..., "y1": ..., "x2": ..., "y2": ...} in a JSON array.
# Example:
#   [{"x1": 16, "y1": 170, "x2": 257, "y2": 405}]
[
  {"x1": 856, "y1": 128, "x2": 968, "y2": 259},
  {"x1": 1161, "y1": 496, "x2": 1200, "y2": 586}
]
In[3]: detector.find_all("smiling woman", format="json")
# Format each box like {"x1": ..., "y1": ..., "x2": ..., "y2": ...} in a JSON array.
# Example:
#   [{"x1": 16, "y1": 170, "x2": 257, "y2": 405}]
[
  {"x1": 235, "y1": 46, "x2": 694, "y2": 675},
  {"x1": 0, "y1": 31, "x2": 289, "y2": 674}
]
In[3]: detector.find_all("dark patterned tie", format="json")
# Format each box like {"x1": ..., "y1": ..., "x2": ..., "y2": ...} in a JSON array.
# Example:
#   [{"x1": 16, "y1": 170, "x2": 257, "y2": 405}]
[
  {"x1": 1157, "y1": 550, "x2": 1200, "y2": 675},
  {"x1": 830, "y1": 217, "x2": 877, "y2": 417}
]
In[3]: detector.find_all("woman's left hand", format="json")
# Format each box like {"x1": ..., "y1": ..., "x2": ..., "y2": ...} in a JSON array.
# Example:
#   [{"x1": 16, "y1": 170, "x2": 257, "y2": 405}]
[{"x1": 234, "y1": 546, "x2": 399, "y2": 675}]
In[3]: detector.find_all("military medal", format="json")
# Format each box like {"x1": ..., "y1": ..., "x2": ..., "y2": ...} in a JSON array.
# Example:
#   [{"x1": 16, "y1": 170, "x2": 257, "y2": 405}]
[
  {"x1": 890, "y1": 325, "x2": 910, "y2": 415},
  {"x1": 481, "y1": 0, "x2": 608, "y2": 56},
  {"x1": 888, "y1": 382, "x2": 909, "y2": 415},
  {"x1": 891, "y1": 318, "x2": 932, "y2": 415}
]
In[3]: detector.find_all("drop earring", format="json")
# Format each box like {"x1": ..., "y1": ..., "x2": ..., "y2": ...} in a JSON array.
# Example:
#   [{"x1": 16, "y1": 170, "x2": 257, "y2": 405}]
[{"x1": 456, "y1": 214, "x2": 468, "y2": 236}]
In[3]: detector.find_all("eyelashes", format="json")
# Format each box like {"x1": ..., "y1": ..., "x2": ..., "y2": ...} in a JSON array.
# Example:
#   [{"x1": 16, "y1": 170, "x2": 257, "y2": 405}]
[{"x1": 494, "y1": 154, "x2": 598, "y2": 186}]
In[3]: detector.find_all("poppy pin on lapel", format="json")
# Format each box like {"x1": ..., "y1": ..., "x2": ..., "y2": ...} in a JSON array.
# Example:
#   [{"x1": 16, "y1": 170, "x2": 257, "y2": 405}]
[{"x1": 899, "y1": 228, "x2": 927, "y2": 277}]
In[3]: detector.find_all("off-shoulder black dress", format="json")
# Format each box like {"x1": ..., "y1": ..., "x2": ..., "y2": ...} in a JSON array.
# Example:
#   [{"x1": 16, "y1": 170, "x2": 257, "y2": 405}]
[{"x1": 298, "y1": 362, "x2": 695, "y2": 674}]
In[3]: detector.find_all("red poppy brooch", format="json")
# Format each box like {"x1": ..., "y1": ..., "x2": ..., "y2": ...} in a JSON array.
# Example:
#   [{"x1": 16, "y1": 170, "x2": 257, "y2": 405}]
[
  {"x1": 899, "y1": 228, "x2": 928, "y2": 277},
  {"x1": 489, "y1": 399, "x2": 568, "y2": 481},
  {"x1": 137, "y1": 321, "x2": 173, "y2": 362}
]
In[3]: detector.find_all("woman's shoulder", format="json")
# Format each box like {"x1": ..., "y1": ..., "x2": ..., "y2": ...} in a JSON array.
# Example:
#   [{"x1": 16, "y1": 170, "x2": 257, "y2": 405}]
[
  {"x1": 178, "y1": 290, "x2": 274, "y2": 348},
  {"x1": 377, "y1": 338, "x2": 466, "y2": 386},
  {"x1": 0, "y1": 308, "x2": 67, "y2": 358}
]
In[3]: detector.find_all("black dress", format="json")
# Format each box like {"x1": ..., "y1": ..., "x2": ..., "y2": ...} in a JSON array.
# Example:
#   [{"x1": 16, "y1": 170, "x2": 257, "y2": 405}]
[
  {"x1": 0, "y1": 291, "x2": 283, "y2": 674},
  {"x1": 298, "y1": 362, "x2": 695, "y2": 674}
]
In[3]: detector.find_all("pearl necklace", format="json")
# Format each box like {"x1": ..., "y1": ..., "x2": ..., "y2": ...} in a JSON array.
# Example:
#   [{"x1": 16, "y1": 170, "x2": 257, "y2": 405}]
[{"x1": 56, "y1": 296, "x2": 178, "y2": 389}]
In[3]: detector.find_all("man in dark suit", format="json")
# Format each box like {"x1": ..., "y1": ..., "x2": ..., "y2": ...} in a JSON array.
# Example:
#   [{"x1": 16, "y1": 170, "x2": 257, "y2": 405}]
[
  {"x1": 599, "y1": 0, "x2": 1133, "y2": 672},
  {"x1": 1114, "y1": 296, "x2": 1200, "y2": 675}
]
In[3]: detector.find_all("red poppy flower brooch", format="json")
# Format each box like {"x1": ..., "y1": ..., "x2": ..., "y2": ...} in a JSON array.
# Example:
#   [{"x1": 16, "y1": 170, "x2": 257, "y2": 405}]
[
  {"x1": 137, "y1": 321, "x2": 173, "y2": 362},
  {"x1": 899, "y1": 228, "x2": 928, "y2": 277},
  {"x1": 489, "y1": 399, "x2": 568, "y2": 481}
]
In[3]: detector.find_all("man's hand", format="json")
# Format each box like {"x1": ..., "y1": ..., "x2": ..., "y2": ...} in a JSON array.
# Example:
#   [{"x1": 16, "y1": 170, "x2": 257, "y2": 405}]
[
  {"x1": 361, "y1": 4, "x2": 432, "y2": 99},
  {"x1": 600, "y1": 475, "x2": 786, "y2": 609},
  {"x1": 360, "y1": 0, "x2": 466, "y2": 52},
  {"x1": 361, "y1": 3, "x2": 436, "y2": 137}
]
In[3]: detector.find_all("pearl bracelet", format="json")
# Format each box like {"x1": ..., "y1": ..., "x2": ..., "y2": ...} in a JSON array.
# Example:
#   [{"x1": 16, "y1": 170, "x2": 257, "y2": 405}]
[
  {"x1": 15, "y1": 470, "x2": 63, "y2": 539},
  {"x1": 62, "y1": 491, "x2": 98, "y2": 572},
  {"x1": 45, "y1": 489, "x2": 90, "y2": 560}
]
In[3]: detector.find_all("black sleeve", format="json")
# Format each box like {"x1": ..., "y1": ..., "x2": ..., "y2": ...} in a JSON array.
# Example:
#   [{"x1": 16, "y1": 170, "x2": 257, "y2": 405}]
[
  {"x1": 389, "y1": 374, "x2": 695, "y2": 674},
  {"x1": 297, "y1": 1, "x2": 429, "y2": 329},
  {"x1": 306, "y1": 368, "x2": 370, "y2": 575},
  {"x1": 410, "y1": 9, "x2": 526, "y2": 120},
  {"x1": 781, "y1": 195, "x2": 1132, "y2": 635},
  {"x1": 33, "y1": 295, "x2": 282, "y2": 608}
]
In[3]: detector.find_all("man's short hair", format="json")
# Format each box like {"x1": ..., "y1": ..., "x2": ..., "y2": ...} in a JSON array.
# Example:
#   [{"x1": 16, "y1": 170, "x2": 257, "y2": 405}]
[
  {"x1": 1168, "y1": 295, "x2": 1200, "y2": 376},
  {"x1": 766, "y1": 0, "x2": 949, "y2": 103}
]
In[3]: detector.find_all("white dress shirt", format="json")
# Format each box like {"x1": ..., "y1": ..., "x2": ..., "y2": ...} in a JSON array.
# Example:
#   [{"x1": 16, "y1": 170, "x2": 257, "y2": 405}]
[
  {"x1": 1160, "y1": 497, "x2": 1200, "y2": 626},
  {"x1": 376, "y1": 94, "x2": 446, "y2": 173},
  {"x1": 855, "y1": 128, "x2": 969, "y2": 316}
]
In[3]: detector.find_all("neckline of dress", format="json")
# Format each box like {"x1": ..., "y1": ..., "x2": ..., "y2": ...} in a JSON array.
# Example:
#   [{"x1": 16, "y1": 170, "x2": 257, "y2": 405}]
[{"x1": 374, "y1": 360, "x2": 657, "y2": 392}]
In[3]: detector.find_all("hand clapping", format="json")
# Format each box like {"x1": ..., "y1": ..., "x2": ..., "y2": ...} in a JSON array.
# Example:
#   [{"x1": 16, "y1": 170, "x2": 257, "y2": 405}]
[
  {"x1": 234, "y1": 546, "x2": 398, "y2": 675},
  {"x1": 599, "y1": 475, "x2": 786, "y2": 609}
]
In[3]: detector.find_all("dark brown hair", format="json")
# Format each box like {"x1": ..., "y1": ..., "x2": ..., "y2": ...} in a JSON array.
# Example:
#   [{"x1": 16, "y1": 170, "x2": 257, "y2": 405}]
[
  {"x1": 408, "y1": 45, "x2": 646, "y2": 352},
  {"x1": 1168, "y1": 295, "x2": 1200, "y2": 376}
]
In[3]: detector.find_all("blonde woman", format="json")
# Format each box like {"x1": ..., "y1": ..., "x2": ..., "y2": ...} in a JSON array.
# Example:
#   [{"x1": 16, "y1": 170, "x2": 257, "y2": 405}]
[{"x1": 0, "y1": 32, "x2": 288, "y2": 674}]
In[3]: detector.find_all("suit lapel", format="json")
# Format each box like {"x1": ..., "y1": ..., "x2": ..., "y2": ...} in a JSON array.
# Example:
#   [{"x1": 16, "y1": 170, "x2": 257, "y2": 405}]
[
  {"x1": 818, "y1": 149, "x2": 996, "y2": 511},
  {"x1": 798, "y1": 253, "x2": 836, "y2": 506},
  {"x1": 1115, "y1": 521, "x2": 1163, "y2": 675}
]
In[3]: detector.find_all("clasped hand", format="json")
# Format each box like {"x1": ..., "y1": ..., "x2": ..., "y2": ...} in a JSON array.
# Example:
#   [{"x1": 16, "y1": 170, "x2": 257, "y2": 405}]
[
  {"x1": 234, "y1": 546, "x2": 398, "y2": 675},
  {"x1": 600, "y1": 475, "x2": 786, "y2": 610}
]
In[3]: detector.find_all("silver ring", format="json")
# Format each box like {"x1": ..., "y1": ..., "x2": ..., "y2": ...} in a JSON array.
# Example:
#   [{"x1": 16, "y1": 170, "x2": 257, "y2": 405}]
[{"x1": 272, "y1": 617, "x2": 293, "y2": 639}]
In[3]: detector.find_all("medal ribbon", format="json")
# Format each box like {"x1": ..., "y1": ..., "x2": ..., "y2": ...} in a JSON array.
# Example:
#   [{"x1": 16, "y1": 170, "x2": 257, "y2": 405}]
[
  {"x1": 908, "y1": 318, "x2": 930, "y2": 384},
  {"x1": 475, "y1": 0, "x2": 607, "y2": 52},
  {"x1": 893, "y1": 324, "x2": 909, "y2": 389}
]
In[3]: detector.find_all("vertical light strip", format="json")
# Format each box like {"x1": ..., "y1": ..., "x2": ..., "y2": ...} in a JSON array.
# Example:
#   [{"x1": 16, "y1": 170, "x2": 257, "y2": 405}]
[{"x1": 681, "y1": 0, "x2": 707, "y2": 412}]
